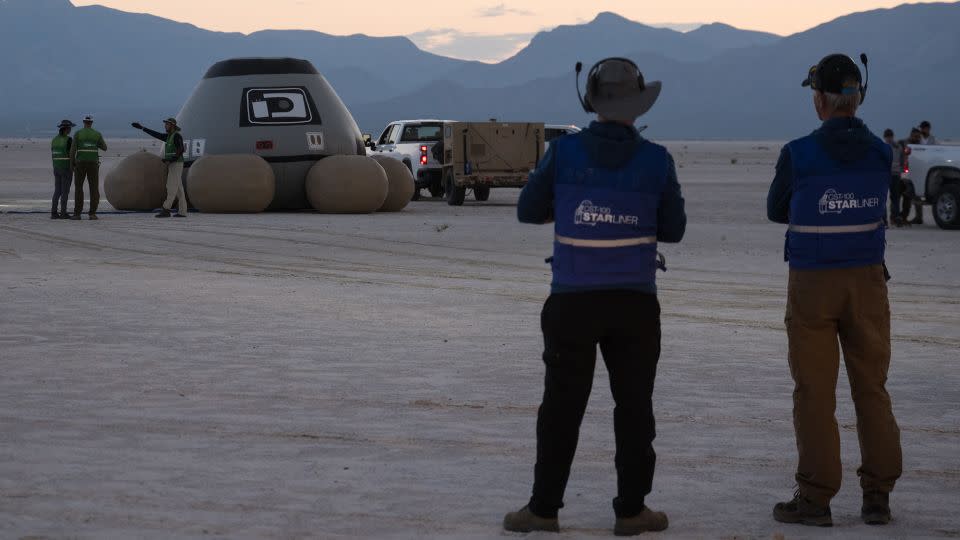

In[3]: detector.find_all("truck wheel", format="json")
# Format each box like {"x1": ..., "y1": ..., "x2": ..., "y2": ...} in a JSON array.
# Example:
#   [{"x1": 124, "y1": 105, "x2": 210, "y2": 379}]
[
  {"x1": 933, "y1": 184, "x2": 960, "y2": 229},
  {"x1": 474, "y1": 186, "x2": 491, "y2": 201},
  {"x1": 428, "y1": 180, "x2": 444, "y2": 198},
  {"x1": 444, "y1": 169, "x2": 465, "y2": 206}
]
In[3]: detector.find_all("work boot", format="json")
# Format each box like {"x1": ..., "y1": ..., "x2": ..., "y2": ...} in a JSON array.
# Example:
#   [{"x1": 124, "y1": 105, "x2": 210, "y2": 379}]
[
  {"x1": 862, "y1": 491, "x2": 891, "y2": 525},
  {"x1": 88, "y1": 213, "x2": 98, "y2": 221},
  {"x1": 51, "y1": 211, "x2": 60, "y2": 219},
  {"x1": 773, "y1": 490, "x2": 832, "y2": 527},
  {"x1": 155, "y1": 209, "x2": 171, "y2": 218},
  {"x1": 59, "y1": 212, "x2": 70, "y2": 219},
  {"x1": 614, "y1": 507, "x2": 669, "y2": 536},
  {"x1": 502, "y1": 505, "x2": 560, "y2": 533},
  {"x1": 69, "y1": 214, "x2": 82, "y2": 220}
]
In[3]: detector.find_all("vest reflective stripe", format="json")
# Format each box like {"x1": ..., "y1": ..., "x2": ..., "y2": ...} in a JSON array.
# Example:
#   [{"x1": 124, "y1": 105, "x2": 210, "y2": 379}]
[
  {"x1": 550, "y1": 135, "x2": 668, "y2": 288},
  {"x1": 788, "y1": 221, "x2": 882, "y2": 234},
  {"x1": 555, "y1": 234, "x2": 657, "y2": 248}
]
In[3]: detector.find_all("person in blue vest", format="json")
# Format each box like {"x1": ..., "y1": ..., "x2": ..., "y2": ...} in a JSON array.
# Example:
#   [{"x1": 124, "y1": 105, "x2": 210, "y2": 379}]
[
  {"x1": 767, "y1": 54, "x2": 902, "y2": 527},
  {"x1": 503, "y1": 58, "x2": 686, "y2": 536}
]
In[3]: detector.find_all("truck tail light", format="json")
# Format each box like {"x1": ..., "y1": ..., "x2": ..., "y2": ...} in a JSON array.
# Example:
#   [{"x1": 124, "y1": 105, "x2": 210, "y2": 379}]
[{"x1": 420, "y1": 145, "x2": 428, "y2": 165}]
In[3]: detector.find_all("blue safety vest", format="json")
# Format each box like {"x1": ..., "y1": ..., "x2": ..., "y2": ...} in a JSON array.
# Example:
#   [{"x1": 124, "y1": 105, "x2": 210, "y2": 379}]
[
  {"x1": 785, "y1": 134, "x2": 890, "y2": 269},
  {"x1": 551, "y1": 136, "x2": 668, "y2": 288}
]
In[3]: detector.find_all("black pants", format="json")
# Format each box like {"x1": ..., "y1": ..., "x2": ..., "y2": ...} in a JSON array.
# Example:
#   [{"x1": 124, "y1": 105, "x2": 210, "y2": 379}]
[
  {"x1": 529, "y1": 290, "x2": 661, "y2": 519},
  {"x1": 52, "y1": 168, "x2": 71, "y2": 214},
  {"x1": 889, "y1": 175, "x2": 902, "y2": 220},
  {"x1": 901, "y1": 180, "x2": 920, "y2": 222}
]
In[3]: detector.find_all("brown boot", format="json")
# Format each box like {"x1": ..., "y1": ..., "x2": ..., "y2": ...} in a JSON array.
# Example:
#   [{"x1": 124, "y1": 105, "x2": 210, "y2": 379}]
[
  {"x1": 614, "y1": 507, "x2": 669, "y2": 536},
  {"x1": 862, "y1": 491, "x2": 891, "y2": 525},
  {"x1": 503, "y1": 505, "x2": 560, "y2": 533},
  {"x1": 773, "y1": 490, "x2": 832, "y2": 527}
]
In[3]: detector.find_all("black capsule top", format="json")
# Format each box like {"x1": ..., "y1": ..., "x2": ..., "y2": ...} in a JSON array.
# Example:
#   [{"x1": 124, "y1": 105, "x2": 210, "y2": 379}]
[{"x1": 203, "y1": 58, "x2": 319, "y2": 79}]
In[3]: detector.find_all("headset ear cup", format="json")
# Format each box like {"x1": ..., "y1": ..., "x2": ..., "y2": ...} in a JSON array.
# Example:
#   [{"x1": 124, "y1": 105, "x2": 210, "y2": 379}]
[
  {"x1": 589, "y1": 76, "x2": 597, "y2": 112},
  {"x1": 585, "y1": 63, "x2": 600, "y2": 113}
]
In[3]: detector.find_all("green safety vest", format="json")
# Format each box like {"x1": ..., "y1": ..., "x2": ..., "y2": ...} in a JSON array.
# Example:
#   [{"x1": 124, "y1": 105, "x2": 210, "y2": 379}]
[
  {"x1": 74, "y1": 128, "x2": 103, "y2": 162},
  {"x1": 51, "y1": 135, "x2": 71, "y2": 170},
  {"x1": 164, "y1": 131, "x2": 184, "y2": 162}
]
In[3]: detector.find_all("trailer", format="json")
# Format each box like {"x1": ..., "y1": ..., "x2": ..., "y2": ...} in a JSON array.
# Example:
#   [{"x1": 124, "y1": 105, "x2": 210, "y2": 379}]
[{"x1": 439, "y1": 122, "x2": 544, "y2": 206}]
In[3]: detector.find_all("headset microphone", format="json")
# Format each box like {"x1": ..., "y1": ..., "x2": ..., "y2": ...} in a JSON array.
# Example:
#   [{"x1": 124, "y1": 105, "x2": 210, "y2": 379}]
[
  {"x1": 575, "y1": 62, "x2": 590, "y2": 112},
  {"x1": 859, "y1": 53, "x2": 869, "y2": 105}
]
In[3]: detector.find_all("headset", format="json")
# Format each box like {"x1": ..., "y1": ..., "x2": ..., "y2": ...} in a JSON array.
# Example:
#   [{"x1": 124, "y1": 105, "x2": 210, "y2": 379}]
[
  {"x1": 806, "y1": 53, "x2": 870, "y2": 105},
  {"x1": 575, "y1": 57, "x2": 646, "y2": 114}
]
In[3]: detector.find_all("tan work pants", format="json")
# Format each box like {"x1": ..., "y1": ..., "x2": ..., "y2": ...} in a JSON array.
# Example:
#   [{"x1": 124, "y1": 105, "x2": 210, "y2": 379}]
[
  {"x1": 73, "y1": 161, "x2": 100, "y2": 215},
  {"x1": 785, "y1": 265, "x2": 902, "y2": 506},
  {"x1": 162, "y1": 161, "x2": 187, "y2": 215}
]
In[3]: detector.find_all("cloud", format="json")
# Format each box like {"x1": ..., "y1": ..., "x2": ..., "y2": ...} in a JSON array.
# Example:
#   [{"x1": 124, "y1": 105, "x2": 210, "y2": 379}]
[
  {"x1": 408, "y1": 28, "x2": 536, "y2": 63},
  {"x1": 477, "y1": 3, "x2": 534, "y2": 18}
]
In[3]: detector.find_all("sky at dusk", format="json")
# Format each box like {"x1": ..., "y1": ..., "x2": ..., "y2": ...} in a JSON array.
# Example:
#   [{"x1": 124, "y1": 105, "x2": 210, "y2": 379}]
[{"x1": 71, "y1": 1, "x2": 936, "y2": 62}]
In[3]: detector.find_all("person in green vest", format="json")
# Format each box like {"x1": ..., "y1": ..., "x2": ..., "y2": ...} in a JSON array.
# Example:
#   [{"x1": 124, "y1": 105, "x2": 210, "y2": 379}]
[
  {"x1": 131, "y1": 118, "x2": 187, "y2": 218},
  {"x1": 50, "y1": 120, "x2": 75, "y2": 219},
  {"x1": 69, "y1": 115, "x2": 107, "y2": 220}
]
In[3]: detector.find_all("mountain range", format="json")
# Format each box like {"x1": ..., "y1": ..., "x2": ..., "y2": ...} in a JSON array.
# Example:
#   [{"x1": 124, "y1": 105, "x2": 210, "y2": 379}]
[{"x1": 0, "y1": 0, "x2": 957, "y2": 139}]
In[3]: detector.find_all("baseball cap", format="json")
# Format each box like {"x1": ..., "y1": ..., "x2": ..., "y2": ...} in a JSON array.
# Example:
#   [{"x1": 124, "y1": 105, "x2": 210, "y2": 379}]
[
  {"x1": 802, "y1": 54, "x2": 862, "y2": 95},
  {"x1": 83, "y1": 114, "x2": 94, "y2": 122}
]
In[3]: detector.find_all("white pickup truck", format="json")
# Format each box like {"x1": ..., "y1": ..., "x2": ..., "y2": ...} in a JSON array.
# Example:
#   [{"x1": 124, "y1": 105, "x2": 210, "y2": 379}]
[
  {"x1": 545, "y1": 124, "x2": 581, "y2": 150},
  {"x1": 364, "y1": 119, "x2": 454, "y2": 200},
  {"x1": 903, "y1": 144, "x2": 960, "y2": 229}
]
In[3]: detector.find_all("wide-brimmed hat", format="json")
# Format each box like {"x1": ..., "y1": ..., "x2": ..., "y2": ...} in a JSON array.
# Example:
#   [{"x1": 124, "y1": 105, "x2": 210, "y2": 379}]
[
  {"x1": 586, "y1": 58, "x2": 661, "y2": 123},
  {"x1": 57, "y1": 119, "x2": 76, "y2": 129}
]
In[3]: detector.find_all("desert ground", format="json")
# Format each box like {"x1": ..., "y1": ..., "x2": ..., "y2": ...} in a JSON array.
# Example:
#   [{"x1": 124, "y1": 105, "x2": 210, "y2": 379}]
[{"x1": 1, "y1": 138, "x2": 957, "y2": 540}]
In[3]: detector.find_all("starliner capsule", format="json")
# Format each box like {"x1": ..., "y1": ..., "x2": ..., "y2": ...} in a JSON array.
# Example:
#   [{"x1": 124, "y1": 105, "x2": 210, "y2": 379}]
[{"x1": 176, "y1": 57, "x2": 367, "y2": 210}]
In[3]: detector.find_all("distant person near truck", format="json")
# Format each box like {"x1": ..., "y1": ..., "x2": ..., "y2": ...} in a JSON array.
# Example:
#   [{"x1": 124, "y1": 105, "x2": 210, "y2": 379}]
[
  {"x1": 919, "y1": 120, "x2": 938, "y2": 145},
  {"x1": 50, "y1": 120, "x2": 75, "y2": 220},
  {"x1": 883, "y1": 129, "x2": 907, "y2": 226},
  {"x1": 132, "y1": 118, "x2": 187, "y2": 218},
  {"x1": 901, "y1": 128, "x2": 925, "y2": 224}
]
